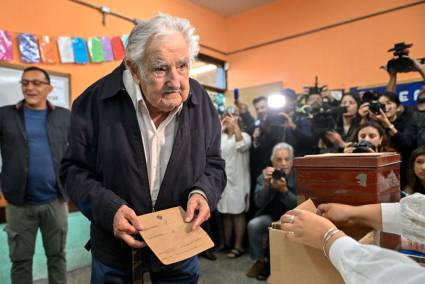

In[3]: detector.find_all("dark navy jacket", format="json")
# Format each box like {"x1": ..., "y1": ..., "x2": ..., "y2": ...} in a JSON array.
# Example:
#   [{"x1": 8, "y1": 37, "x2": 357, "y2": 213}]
[
  {"x1": 60, "y1": 64, "x2": 226, "y2": 270},
  {"x1": 0, "y1": 101, "x2": 70, "y2": 205}
]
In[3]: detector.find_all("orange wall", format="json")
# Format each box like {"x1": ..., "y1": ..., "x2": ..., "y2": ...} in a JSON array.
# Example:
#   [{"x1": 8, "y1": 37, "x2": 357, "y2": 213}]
[
  {"x1": 224, "y1": 0, "x2": 425, "y2": 92},
  {"x1": 0, "y1": 0, "x2": 227, "y2": 101},
  {"x1": 1, "y1": 0, "x2": 424, "y2": 100}
]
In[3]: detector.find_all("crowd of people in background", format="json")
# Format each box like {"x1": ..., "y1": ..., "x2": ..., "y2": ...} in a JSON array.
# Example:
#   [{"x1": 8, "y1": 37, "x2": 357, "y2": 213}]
[{"x1": 207, "y1": 58, "x2": 425, "y2": 280}]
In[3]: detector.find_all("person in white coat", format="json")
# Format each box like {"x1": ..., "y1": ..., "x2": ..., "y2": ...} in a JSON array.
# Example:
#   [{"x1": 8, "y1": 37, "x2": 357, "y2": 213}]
[
  {"x1": 218, "y1": 107, "x2": 251, "y2": 258},
  {"x1": 280, "y1": 193, "x2": 425, "y2": 284}
]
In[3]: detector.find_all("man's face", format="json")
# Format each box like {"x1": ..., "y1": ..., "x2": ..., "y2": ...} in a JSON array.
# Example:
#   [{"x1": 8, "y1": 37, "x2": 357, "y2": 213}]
[
  {"x1": 137, "y1": 32, "x2": 190, "y2": 113},
  {"x1": 21, "y1": 70, "x2": 52, "y2": 109},
  {"x1": 254, "y1": 99, "x2": 267, "y2": 119},
  {"x1": 271, "y1": 148, "x2": 293, "y2": 176}
]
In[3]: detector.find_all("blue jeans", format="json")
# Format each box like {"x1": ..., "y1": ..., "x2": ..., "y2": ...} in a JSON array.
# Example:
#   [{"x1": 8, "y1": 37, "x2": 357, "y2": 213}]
[
  {"x1": 91, "y1": 255, "x2": 199, "y2": 284},
  {"x1": 247, "y1": 215, "x2": 273, "y2": 261}
]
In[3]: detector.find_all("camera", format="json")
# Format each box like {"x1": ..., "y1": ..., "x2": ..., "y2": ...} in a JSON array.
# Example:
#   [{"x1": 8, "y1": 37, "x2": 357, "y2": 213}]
[
  {"x1": 310, "y1": 105, "x2": 348, "y2": 138},
  {"x1": 351, "y1": 140, "x2": 375, "y2": 153},
  {"x1": 387, "y1": 42, "x2": 416, "y2": 73},
  {"x1": 368, "y1": 101, "x2": 386, "y2": 115},
  {"x1": 263, "y1": 94, "x2": 288, "y2": 127},
  {"x1": 272, "y1": 169, "x2": 286, "y2": 180},
  {"x1": 265, "y1": 112, "x2": 287, "y2": 127}
]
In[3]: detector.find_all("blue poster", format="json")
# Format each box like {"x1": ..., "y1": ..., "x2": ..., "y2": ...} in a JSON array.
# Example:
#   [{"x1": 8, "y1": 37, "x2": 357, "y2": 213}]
[
  {"x1": 351, "y1": 80, "x2": 424, "y2": 107},
  {"x1": 72, "y1": 37, "x2": 89, "y2": 64}
]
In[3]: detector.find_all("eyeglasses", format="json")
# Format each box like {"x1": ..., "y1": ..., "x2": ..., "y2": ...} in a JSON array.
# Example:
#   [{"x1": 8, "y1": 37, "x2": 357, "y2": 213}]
[{"x1": 20, "y1": 79, "x2": 50, "y2": 87}]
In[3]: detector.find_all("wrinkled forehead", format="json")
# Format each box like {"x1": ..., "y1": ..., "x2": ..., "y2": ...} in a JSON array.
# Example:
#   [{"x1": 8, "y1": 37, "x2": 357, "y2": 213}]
[
  {"x1": 144, "y1": 32, "x2": 190, "y2": 62},
  {"x1": 275, "y1": 149, "x2": 289, "y2": 159}
]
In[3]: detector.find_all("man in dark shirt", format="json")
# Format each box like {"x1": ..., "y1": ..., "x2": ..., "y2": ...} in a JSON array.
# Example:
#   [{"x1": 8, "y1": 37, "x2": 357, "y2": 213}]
[
  {"x1": 60, "y1": 14, "x2": 226, "y2": 283},
  {"x1": 0, "y1": 66, "x2": 70, "y2": 284}
]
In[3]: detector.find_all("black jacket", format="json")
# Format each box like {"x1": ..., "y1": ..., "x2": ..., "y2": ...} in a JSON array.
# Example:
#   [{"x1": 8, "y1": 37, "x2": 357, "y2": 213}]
[
  {"x1": 0, "y1": 101, "x2": 70, "y2": 206},
  {"x1": 60, "y1": 64, "x2": 226, "y2": 270}
]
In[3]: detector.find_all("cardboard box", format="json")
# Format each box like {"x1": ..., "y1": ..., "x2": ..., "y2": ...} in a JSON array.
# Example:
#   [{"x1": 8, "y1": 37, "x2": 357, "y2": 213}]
[
  {"x1": 269, "y1": 199, "x2": 345, "y2": 284},
  {"x1": 269, "y1": 227, "x2": 344, "y2": 284}
]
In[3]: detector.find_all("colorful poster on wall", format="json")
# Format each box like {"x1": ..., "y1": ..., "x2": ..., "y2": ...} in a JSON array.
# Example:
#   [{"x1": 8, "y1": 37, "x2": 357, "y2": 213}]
[
  {"x1": 72, "y1": 37, "x2": 89, "y2": 64},
  {"x1": 111, "y1": 36, "x2": 125, "y2": 60},
  {"x1": 18, "y1": 33, "x2": 40, "y2": 63},
  {"x1": 88, "y1": 37, "x2": 104, "y2": 63},
  {"x1": 57, "y1": 36, "x2": 75, "y2": 63},
  {"x1": 0, "y1": 30, "x2": 13, "y2": 61},
  {"x1": 101, "y1": 36, "x2": 113, "y2": 61},
  {"x1": 39, "y1": 35, "x2": 59, "y2": 64}
]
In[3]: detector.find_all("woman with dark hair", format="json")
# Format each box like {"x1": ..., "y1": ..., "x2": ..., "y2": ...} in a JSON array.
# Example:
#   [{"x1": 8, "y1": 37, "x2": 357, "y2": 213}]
[
  {"x1": 359, "y1": 91, "x2": 417, "y2": 186},
  {"x1": 405, "y1": 146, "x2": 425, "y2": 195},
  {"x1": 218, "y1": 107, "x2": 251, "y2": 258},
  {"x1": 344, "y1": 121, "x2": 389, "y2": 153},
  {"x1": 320, "y1": 93, "x2": 361, "y2": 152}
]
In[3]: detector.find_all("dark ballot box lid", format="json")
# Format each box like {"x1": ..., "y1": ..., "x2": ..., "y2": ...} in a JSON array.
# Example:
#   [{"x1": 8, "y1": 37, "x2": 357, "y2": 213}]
[{"x1": 294, "y1": 152, "x2": 401, "y2": 248}]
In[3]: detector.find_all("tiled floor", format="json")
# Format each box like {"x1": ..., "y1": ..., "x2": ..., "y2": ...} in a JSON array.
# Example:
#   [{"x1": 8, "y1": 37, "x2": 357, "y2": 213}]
[{"x1": 36, "y1": 251, "x2": 265, "y2": 284}]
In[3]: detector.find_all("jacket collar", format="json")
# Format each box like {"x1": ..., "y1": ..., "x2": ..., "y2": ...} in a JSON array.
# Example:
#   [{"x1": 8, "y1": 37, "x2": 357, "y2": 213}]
[
  {"x1": 101, "y1": 61, "x2": 199, "y2": 106},
  {"x1": 15, "y1": 99, "x2": 56, "y2": 112}
]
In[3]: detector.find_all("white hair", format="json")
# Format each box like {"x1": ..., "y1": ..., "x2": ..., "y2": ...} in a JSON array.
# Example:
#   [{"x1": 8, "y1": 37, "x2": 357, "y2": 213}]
[
  {"x1": 271, "y1": 142, "x2": 294, "y2": 162},
  {"x1": 125, "y1": 13, "x2": 200, "y2": 79}
]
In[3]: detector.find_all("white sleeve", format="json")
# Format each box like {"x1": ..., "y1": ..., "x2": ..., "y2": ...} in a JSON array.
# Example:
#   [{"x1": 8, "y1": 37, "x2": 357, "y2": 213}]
[
  {"x1": 329, "y1": 236, "x2": 425, "y2": 284},
  {"x1": 235, "y1": 132, "x2": 251, "y2": 152},
  {"x1": 381, "y1": 193, "x2": 425, "y2": 244}
]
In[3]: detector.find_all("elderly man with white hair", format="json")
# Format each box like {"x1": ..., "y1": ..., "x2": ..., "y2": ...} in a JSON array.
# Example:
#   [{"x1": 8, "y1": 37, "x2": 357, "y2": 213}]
[
  {"x1": 60, "y1": 13, "x2": 226, "y2": 283},
  {"x1": 246, "y1": 142, "x2": 297, "y2": 280}
]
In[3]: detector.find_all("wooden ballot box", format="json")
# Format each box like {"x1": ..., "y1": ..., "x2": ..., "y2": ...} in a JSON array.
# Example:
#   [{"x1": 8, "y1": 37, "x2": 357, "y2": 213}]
[{"x1": 294, "y1": 152, "x2": 401, "y2": 248}]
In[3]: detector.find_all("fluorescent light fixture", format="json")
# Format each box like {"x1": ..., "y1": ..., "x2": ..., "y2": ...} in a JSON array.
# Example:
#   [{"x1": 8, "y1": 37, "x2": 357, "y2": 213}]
[{"x1": 190, "y1": 64, "x2": 217, "y2": 76}]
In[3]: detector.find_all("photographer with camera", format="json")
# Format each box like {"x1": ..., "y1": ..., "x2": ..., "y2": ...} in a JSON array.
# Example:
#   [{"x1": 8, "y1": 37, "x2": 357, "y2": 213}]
[
  {"x1": 235, "y1": 95, "x2": 268, "y2": 136},
  {"x1": 385, "y1": 43, "x2": 425, "y2": 93},
  {"x1": 316, "y1": 93, "x2": 361, "y2": 153},
  {"x1": 359, "y1": 91, "x2": 417, "y2": 186},
  {"x1": 344, "y1": 121, "x2": 389, "y2": 153},
  {"x1": 246, "y1": 142, "x2": 297, "y2": 280},
  {"x1": 413, "y1": 87, "x2": 425, "y2": 147},
  {"x1": 255, "y1": 88, "x2": 314, "y2": 158}
]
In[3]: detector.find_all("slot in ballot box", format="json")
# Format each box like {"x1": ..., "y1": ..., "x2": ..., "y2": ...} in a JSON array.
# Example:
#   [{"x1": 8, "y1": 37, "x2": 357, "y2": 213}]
[{"x1": 294, "y1": 152, "x2": 401, "y2": 248}]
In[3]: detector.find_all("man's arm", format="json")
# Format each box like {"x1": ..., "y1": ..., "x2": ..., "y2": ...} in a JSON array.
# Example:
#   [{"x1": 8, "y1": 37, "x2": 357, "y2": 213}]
[
  {"x1": 386, "y1": 71, "x2": 397, "y2": 93},
  {"x1": 60, "y1": 93, "x2": 126, "y2": 234},
  {"x1": 236, "y1": 100, "x2": 256, "y2": 135}
]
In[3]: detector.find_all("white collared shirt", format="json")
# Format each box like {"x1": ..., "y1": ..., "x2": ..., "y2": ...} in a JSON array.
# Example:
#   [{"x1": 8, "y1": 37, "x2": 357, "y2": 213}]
[{"x1": 123, "y1": 69, "x2": 182, "y2": 207}]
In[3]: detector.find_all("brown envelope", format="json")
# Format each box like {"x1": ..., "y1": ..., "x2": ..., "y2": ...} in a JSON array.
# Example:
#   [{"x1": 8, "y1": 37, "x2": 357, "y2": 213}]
[{"x1": 138, "y1": 206, "x2": 214, "y2": 265}]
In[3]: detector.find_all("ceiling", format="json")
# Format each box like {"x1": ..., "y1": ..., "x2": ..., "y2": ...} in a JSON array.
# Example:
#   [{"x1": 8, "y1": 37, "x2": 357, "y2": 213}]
[{"x1": 190, "y1": 0, "x2": 276, "y2": 17}]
